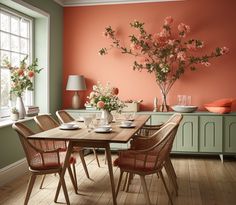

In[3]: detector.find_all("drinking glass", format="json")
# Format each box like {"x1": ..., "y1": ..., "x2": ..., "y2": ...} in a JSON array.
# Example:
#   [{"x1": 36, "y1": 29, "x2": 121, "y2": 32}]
[
  {"x1": 84, "y1": 116, "x2": 93, "y2": 129},
  {"x1": 187, "y1": 96, "x2": 192, "y2": 106}
]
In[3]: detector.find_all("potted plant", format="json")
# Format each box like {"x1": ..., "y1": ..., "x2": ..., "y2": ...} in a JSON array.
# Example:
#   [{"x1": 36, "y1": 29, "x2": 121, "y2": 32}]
[{"x1": 11, "y1": 107, "x2": 19, "y2": 121}]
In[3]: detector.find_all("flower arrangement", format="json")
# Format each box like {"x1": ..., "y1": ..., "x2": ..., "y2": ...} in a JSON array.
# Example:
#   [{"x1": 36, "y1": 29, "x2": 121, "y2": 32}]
[
  {"x1": 99, "y1": 16, "x2": 229, "y2": 111},
  {"x1": 3, "y1": 56, "x2": 42, "y2": 97},
  {"x1": 87, "y1": 82, "x2": 125, "y2": 112}
]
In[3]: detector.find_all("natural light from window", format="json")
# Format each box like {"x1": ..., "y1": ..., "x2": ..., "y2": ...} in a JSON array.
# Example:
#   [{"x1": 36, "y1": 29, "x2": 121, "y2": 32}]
[{"x1": 0, "y1": 6, "x2": 32, "y2": 118}]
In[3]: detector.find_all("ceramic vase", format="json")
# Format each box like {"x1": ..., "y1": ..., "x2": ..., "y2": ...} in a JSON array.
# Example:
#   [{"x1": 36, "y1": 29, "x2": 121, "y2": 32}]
[
  {"x1": 100, "y1": 110, "x2": 113, "y2": 124},
  {"x1": 16, "y1": 96, "x2": 26, "y2": 119}
]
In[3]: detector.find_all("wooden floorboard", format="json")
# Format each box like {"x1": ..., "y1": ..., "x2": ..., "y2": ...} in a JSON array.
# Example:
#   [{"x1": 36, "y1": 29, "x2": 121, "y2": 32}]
[{"x1": 0, "y1": 154, "x2": 236, "y2": 205}]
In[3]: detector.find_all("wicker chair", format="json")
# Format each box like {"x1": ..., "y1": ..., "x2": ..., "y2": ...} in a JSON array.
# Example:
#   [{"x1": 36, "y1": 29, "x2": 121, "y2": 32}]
[
  {"x1": 56, "y1": 110, "x2": 100, "y2": 167},
  {"x1": 12, "y1": 122, "x2": 77, "y2": 205},
  {"x1": 131, "y1": 113, "x2": 183, "y2": 195},
  {"x1": 114, "y1": 122, "x2": 179, "y2": 205}
]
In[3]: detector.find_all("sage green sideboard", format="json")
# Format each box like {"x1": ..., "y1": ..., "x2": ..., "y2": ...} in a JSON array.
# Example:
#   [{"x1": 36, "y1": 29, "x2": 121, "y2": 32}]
[{"x1": 66, "y1": 109, "x2": 236, "y2": 161}]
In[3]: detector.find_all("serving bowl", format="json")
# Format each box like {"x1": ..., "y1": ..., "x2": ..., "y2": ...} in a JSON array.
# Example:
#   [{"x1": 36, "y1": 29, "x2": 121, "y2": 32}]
[{"x1": 172, "y1": 105, "x2": 198, "y2": 113}]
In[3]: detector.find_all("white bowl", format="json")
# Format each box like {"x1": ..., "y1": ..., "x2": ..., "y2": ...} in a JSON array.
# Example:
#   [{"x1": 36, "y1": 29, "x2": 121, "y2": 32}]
[
  {"x1": 60, "y1": 123, "x2": 75, "y2": 129},
  {"x1": 172, "y1": 105, "x2": 198, "y2": 113},
  {"x1": 121, "y1": 120, "x2": 133, "y2": 126}
]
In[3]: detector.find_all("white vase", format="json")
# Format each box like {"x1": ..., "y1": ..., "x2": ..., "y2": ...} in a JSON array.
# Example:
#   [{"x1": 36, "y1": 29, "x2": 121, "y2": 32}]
[
  {"x1": 11, "y1": 113, "x2": 19, "y2": 121},
  {"x1": 16, "y1": 96, "x2": 26, "y2": 119},
  {"x1": 100, "y1": 110, "x2": 113, "y2": 124}
]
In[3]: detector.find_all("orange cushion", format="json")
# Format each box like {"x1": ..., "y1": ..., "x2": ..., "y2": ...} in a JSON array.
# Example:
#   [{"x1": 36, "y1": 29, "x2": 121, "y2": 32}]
[
  {"x1": 205, "y1": 106, "x2": 231, "y2": 114},
  {"x1": 205, "y1": 98, "x2": 234, "y2": 107}
]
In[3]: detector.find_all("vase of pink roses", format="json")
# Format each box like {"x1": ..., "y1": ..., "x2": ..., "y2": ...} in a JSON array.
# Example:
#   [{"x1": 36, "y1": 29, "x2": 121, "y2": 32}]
[
  {"x1": 87, "y1": 82, "x2": 125, "y2": 124},
  {"x1": 99, "y1": 16, "x2": 229, "y2": 112}
]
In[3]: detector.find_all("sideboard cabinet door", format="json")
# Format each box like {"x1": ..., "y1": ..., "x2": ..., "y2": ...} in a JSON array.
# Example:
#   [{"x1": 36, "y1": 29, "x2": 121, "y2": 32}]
[
  {"x1": 176, "y1": 116, "x2": 198, "y2": 152},
  {"x1": 199, "y1": 116, "x2": 223, "y2": 152},
  {"x1": 151, "y1": 114, "x2": 178, "y2": 150},
  {"x1": 224, "y1": 116, "x2": 236, "y2": 153}
]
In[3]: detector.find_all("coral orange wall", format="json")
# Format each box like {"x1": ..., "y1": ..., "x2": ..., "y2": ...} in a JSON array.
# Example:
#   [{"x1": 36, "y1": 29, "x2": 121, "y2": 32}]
[{"x1": 63, "y1": 0, "x2": 236, "y2": 111}]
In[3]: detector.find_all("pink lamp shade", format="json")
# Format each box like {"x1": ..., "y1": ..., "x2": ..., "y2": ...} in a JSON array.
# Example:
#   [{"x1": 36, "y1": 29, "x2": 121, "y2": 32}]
[{"x1": 66, "y1": 75, "x2": 87, "y2": 109}]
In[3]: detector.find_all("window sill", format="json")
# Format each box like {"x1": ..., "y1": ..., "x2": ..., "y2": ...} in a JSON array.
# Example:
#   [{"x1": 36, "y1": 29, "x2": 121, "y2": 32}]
[{"x1": 0, "y1": 117, "x2": 34, "y2": 129}]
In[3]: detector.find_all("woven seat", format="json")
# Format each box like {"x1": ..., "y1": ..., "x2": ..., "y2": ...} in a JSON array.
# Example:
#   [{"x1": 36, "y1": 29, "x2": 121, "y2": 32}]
[
  {"x1": 114, "y1": 122, "x2": 180, "y2": 205},
  {"x1": 126, "y1": 113, "x2": 183, "y2": 195},
  {"x1": 12, "y1": 122, "x2": 77, "y2": 205},
  {"x1": 33, "y1": 114, "x2": 79, "y2": 188}
]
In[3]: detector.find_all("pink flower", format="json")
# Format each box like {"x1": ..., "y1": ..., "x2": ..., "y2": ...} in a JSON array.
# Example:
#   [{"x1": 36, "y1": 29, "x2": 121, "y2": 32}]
[
  {"x1": 201, "y1": 62, "x2": 211, "y2": 67},
  {"x1": 168, "y1": 39, "x2": 175, "y2": 46},
  {"x1": 177, "y1": 51, "x2": 186, "y2": 61},
  {"x1": 164, "y1": 16, "x2": 174, "y2": 25},
  {"x1": 97, "y1": 101, "x2": 105, "y2": 109},
  {"x1": 220, "y1": 46, "x2": 229, "y2": 55},
  {"x1": 159, "y1": 28, "x2": 170, "y2": 38},
  {"x1": 187, "y1": 43, "x2": 197, "y2": 51},
  {"x1": 111, "y1": 87, "x2": 119, "y2": 95},
  {"x1": 178, "y1": 23, "x2": 190, "y2": 33}
]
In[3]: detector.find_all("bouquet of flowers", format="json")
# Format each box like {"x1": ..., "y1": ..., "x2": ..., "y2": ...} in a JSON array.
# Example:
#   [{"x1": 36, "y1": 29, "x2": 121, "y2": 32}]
[
  {"x1": 87, "y1": 82, "x2": 125, "y2": 112},
  {"x1": 4, "y1": 55, "x2": 42, "y2": 97},
  {"x1": 99, "y1": 16, "x2": 229, "y2": 111}
]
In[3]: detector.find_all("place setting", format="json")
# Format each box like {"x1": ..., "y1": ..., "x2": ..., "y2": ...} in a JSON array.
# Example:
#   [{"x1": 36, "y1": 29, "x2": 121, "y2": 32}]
[
  {"x1": 59, "y1": 123, "x2": 80, "y2": 130},
  {"x1": 119, "y1": 120, "x2": 136, "y2": 128}
]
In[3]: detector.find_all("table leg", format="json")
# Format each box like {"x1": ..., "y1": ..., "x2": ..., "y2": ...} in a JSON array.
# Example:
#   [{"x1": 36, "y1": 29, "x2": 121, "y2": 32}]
[
  {"x1": 57, "y1": 142, "x2": 73, "y2": 205},
  {"x1": 105, "y1": 145, "x2": 117, "y2": 205}
]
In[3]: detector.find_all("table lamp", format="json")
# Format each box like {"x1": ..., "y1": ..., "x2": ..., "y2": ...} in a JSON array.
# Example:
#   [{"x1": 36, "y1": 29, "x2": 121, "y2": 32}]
[{"x1": 66, "y1": 75, "x2": 87, "y2": 109}]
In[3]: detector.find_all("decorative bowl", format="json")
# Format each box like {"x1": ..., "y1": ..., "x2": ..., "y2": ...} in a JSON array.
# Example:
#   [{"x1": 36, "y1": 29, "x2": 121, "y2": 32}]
[
  {"x1": 205, "y1": 106, "x2": 231, "y2": 114},
  {"x1": 172, "y1": 105, "x2": 198, "y2": 113}
]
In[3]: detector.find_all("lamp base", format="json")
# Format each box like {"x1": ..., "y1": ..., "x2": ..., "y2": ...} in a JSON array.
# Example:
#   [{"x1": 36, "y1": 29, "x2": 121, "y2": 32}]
[{"x1": 72, "y1": 92, "x2": 80, "y2": 109}]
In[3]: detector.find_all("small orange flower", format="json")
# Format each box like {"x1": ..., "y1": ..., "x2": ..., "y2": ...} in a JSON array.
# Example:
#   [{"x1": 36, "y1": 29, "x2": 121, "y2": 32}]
[
  {"x1": 28, "y1": 71, "x2": 35, "y2": 78},
  {"x1": 17, "y1": 69, "x2": 24, "y2": 76},
  {"x1": 111, "y1": 87, "x2": 119, "y2": 95},
  {"x1": 97, "y1": 101, "x2": 105, "y2": 109}
]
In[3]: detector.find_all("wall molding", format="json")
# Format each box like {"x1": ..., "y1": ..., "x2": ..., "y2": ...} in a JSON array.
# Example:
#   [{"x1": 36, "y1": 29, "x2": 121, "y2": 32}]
[
  {"x1": 0, "y1": 158, "x2": 28, "y2": 186},
  {"x1": 54, "y1": 0, "x2": 183, "y2": 7}
]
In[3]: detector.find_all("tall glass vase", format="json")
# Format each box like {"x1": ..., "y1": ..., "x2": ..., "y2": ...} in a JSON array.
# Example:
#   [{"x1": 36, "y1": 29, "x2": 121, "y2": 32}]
[
  {"x1": 16, "y1": 96, "x2": 26, "y2": 119},
  {"x1": 100, "y1": 109, "x2": 113, "y2": 124},
  {"x1": 159, "y1": 91, "x2": 170, "y2": 112}
]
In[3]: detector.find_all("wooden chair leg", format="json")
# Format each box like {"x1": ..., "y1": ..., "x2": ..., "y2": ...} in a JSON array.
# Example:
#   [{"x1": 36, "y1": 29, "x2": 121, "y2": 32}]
[
  {"x1": 167, "y1": 157, "x2": 177, "y2": 179},
  {"x1": 79, "y1": 150, "x2": 90, "y2": 179},
  {"x1": 159, "y1": 170, "x2": 173, "y2": 205},
  {"x1": 39, "y1": 174, "x2": 46, "y2": 189},
  {"x1": 115, "y1": 170, "x2": 124, "y2": 197},
  {"x1": 126, "y1": 173, "x2": 132, "y2": 192},
  {"x1": 122, "y1": 172, "x2": 128, "y2": 191},
  {"x1": 72, "y1": 163, "x2": 78, "y2": 191},
  {"x1": 92, "y1": 148, "x2": 100, "y2": 167},
  {"x1": 24, "y1": 174, "x2": 36, "y2": 205},
  {"x1": 139, "y1": 175, "x2": 151, "y2": 205},
  {"x1": 164, "y1": 162, "x2": 178, "y2": 196},
  {"x1": 68, "y1": 165, "x2": 78, "y2": 194},
  {"x1": 104, "y1": 150, "x2": 107, "y2": 164}
]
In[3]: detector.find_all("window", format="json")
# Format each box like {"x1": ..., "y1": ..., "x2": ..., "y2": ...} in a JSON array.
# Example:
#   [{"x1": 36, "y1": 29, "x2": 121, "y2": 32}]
[{"x1": 0, "y1": 6, "x2": 32, "y2": 118}]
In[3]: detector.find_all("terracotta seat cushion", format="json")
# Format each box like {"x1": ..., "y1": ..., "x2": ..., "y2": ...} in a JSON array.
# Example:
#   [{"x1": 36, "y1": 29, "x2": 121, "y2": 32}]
[
  {"x1": 30, "y1": 152, "x2": 76, "y2": 170},
  {"x1": 114, "y1": 152, "x2": 162, "y2": 172}
]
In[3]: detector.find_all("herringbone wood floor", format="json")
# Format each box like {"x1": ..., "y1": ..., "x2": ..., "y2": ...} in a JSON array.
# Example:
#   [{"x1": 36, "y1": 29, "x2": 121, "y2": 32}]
[{"x1": 0, "y1": 153, "x2": 236, "y2": 205}]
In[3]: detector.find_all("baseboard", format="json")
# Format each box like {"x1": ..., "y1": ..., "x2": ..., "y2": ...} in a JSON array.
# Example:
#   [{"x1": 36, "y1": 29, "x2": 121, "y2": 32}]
[{"x1": 0, "y1": 158, "x2": 28, "y2": 186}]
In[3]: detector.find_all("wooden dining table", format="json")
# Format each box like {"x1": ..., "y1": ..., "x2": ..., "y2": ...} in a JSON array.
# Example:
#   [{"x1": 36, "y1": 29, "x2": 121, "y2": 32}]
[{"x1": 28, "y1": 114, "x2": 150, "y2": 205}]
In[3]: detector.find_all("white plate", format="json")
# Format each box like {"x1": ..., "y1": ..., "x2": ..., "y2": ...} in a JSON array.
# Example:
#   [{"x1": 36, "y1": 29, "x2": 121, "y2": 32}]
[
  {"x1": 120, "y1": 124, "x2": 136, "y2": 128},
  {"x1": 94, "y1": 127, "x2": 112, "y2": 133},
  {"x1": 59, "y1": 125, "x2": 80, "y2": 130}
]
